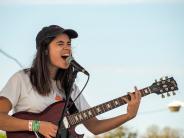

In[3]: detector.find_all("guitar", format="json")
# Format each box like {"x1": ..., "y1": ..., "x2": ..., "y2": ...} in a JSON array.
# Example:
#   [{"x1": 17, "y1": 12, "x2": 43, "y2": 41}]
[{"x1": 6, "y1": 76, "x2": 178, "y2": 138}]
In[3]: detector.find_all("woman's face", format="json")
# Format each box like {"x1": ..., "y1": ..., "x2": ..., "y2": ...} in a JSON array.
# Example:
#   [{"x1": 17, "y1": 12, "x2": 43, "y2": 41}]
[{"x1": 48, "y1": 33, "x2": 72, "y2": 73}]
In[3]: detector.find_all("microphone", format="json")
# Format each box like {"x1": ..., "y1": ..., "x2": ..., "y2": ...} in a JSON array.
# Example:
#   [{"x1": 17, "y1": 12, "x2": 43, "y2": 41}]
[{"x1": 66, "y1": 56, "x2": 89, "y2": 76}]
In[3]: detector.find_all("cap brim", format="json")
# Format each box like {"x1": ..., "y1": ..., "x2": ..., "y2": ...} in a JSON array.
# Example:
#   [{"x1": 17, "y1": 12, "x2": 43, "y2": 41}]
[
  {"x1": 63, "y1": 29, "x2": 78, "y2": 39},
  {"x1": 47, "y1": 29, "x2": 78, "y2": 39}
]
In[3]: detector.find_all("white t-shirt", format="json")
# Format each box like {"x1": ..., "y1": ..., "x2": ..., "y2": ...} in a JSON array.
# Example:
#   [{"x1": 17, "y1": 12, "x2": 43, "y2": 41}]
[{"x1": 0, "y1": 70, "x2": 90, "y2": 113}]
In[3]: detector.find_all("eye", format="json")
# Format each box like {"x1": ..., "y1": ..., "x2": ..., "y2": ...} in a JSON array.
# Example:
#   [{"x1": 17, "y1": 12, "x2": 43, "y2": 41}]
[
  {"x1": 58, "y1": 43, "x2": 64, "y2": 46},
  {"x1": 56, "y1": 43, "x2": 64, "y2": 47},
  {"x1": 68, "y1": 43, "x2": 71, "y2": 46},
  {"x1": 67, "y1": 41, "x2": 71, "y2": 45}
]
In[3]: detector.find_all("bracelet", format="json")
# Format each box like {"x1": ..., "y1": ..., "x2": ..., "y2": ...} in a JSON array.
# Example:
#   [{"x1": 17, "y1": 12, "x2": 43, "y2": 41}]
[
  {"x1": 28, "y1": 120, "x2": 33, "y2": 131},
  {"x1": 32, "y1": 120, "x2": 40, "y2": 132}
]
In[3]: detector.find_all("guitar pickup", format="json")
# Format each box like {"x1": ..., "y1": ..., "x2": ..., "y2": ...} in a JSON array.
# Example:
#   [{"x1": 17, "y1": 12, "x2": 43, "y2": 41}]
[{"x1": 63, "y1": 117, "x2": 70, "y2": 129}]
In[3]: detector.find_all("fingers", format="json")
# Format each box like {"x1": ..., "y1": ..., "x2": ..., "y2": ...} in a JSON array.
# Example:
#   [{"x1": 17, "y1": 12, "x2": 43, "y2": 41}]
[
  {"x1": 134, "y1": 86, "x2": 141, "y2": 101},
  {"x1": 49, "y1": 125, "x2": 58, "y2": 137},
  {"x1": 123, "y1": 96, "x2": 129, "y2": 103},
  {"x1": 45, "y1": 129, "x2": 57, "y2": 138},
  {"x1": 40, "y1": 121, "x2": 58, "y2": 138},
  {"x1": 123, "y1": 86, "x2": 141, "y2": 103},
  {"x1": 123, "y1": 86, "x2": 142, "y2": 119}
]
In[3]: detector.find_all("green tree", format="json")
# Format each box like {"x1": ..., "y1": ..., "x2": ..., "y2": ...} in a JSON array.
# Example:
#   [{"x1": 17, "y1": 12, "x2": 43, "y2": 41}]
[
  {"x1": 93, "y1": 125, "x2": 184, "y2": 138},
  {"x1": 94, "y1": 126, "x2": 137, "y2": 138},
  {"x1": 142, "y1": 125, "x2": 184, "y2": 138}
]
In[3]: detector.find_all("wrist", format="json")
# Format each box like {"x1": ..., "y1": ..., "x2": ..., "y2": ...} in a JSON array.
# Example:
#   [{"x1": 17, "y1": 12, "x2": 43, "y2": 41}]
[
  {"x1": 28, "y1": 120, "x2": 40, "y2": 132},
  {"x1": 28, "y1": 120, "x2": 33, "y2": 131},
  {"x1": 124, "y1": 113, "x2": 134, "y2": 120},
  {"x1": 32, "y1": 120, "x2": 40, "y2": 132}
]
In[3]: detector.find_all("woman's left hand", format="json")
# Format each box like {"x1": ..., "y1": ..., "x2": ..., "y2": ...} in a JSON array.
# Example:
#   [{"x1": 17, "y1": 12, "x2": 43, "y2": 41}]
[{"x1": 123, "y1": 86, "x2": 141, "y2": 119}]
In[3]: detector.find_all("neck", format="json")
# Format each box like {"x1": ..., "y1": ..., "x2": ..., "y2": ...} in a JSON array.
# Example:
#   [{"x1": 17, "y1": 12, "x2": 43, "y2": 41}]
[{"x1": 48, "y1": 63, "x2": 58, "y2": 79}]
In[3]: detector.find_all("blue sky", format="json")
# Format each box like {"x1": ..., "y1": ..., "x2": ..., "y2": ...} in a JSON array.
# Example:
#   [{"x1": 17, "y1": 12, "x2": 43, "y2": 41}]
[{"x1": 0, "y1": 0, "x2": 184, "y2": 137}]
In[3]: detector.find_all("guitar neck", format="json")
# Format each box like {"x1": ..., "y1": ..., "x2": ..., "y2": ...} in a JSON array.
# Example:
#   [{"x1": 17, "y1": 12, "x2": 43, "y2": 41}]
[{"x1": 66, "y1": 87, "x2": 151, "y2": 127}]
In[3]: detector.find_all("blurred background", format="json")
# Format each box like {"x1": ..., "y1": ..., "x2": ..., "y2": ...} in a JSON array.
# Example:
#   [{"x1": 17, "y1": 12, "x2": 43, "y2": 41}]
[{"x1": 0, "y1": 0, "x2": 184, "y2": 138}]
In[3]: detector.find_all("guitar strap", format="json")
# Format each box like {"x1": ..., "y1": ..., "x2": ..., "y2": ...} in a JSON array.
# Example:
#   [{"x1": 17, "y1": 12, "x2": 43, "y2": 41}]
[{"x1": 68, "y1": 98, "x2": 79, "y2": 114}]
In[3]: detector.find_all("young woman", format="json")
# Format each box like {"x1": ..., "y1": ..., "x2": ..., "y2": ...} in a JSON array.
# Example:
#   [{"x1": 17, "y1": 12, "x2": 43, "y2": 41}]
[{"x1": 0, "y1": 25, "x2": 141, "y2": 138}]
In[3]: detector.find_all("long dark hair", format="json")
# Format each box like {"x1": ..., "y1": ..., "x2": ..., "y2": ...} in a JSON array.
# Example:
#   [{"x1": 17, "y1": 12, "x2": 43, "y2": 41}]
[{"x1": 24, "y1": 36, "x2": 74, "y2": 96}]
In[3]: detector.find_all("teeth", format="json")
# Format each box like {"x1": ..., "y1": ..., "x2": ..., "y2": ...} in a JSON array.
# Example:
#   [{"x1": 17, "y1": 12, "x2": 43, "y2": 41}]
[{"x1": 63, "y1": 54, "x2": 70, "y2": 56}]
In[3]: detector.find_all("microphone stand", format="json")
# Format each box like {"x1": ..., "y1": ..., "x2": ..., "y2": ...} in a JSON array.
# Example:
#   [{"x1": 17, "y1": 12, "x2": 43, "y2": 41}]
[{"x1": 56, "y1": 69, "x2": 78, "y2": 138}]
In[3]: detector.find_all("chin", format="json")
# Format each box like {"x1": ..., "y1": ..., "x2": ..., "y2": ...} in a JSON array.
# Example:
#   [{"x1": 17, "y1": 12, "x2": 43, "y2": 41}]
[
  {"x1": 59, "y1": 64, "x2": 69, "y2": 70},
  {"x1": 62, "y1": 67, "x2": 69, "y2": 70}
]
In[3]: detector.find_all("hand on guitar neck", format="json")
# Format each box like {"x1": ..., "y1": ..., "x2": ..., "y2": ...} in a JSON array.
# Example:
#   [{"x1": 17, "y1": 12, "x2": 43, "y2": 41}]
[{"x1": 123, "y1": 86, "x2": 142, "y2": 120}]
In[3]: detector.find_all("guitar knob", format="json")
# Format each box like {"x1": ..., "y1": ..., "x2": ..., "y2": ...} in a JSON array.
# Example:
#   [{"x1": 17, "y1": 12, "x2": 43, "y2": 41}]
[
  {"x1": 171, "y1": 87, "x2": 175, "y2": 90},
  {"x1": 161, "y1": 94, "x2": 165, "y2": 98},
  {"x1": 172, "y1": 91, "x2": 176, "y2": 95},
  {"x1": 167, "y1": 92, "x2": 170, "y2": 97}
]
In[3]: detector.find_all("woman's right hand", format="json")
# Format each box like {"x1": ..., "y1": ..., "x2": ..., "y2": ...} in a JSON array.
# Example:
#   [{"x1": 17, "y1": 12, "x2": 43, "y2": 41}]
[{"x1": 38, "y1": 121, "x2": 58, "y2": 138}]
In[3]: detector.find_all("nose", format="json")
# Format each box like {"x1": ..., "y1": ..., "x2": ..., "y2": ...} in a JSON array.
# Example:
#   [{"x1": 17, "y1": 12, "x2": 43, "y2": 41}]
[{"x1": 63, "y1": 45, "x2": 71, "y2": 50}]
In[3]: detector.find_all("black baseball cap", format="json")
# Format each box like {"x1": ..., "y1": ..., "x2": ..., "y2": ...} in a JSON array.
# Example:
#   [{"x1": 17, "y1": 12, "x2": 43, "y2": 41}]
[{"x1": 36, "y1": 25, "x2": 78, "y2": 49}]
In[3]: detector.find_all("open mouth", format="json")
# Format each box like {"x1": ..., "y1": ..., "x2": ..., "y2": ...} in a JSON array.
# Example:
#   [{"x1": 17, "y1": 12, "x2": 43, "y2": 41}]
[{"x1": 61, "y1": 55, "x2": 70, "y2": 60}]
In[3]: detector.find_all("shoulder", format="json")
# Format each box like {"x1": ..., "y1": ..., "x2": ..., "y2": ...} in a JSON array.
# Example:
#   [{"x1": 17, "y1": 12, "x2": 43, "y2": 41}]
[
  {"x1": 9, "y1": 69, "x2": 30, "y2": 83},
  {"x1": 13, "y1": 69, "x2": 24, "y2": 76}
]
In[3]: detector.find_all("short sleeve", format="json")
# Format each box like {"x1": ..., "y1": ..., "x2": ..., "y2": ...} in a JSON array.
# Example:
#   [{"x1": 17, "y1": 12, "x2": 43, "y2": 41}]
[
  {"x1": 0, "y1": 71, "x2": 21, "y2": 108},
  {"x1": 71, "y1": 84, "x2": 90, "y2": 112}
]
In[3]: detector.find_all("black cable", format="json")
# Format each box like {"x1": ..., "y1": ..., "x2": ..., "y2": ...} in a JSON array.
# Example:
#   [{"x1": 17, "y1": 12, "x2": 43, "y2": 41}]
[{"x1": 67, "y1": 74, "x2": 90, "y2": 110}]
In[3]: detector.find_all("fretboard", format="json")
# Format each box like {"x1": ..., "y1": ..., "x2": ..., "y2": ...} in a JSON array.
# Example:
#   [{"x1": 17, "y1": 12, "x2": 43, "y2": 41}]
[{"x1": 66, "y1": 87, "x2": 151, "y2": 127}]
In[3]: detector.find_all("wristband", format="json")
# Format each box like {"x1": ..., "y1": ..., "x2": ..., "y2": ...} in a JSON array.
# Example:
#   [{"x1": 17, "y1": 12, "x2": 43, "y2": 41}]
[
  {"x1": 32, "y1": 120, "x2": 40, "y2": 132},
  {"x1": 28, "y1": 120, "x2": 33, "y2": 131}
]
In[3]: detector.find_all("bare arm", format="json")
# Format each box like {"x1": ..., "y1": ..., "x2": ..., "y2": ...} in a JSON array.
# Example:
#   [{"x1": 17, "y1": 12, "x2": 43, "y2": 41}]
[
  {"x1": 83, "y1": 87, "x2": 141, "y2": 135},
  {"x1": 0, "y1": 97, "x2": 57, "y2": 138},
  {"x1": 0, "y1": 97, "x2": 29, "y2": 131},
  {"x1": 83, "y1": 114, "x2": 130, "y2": 135}
]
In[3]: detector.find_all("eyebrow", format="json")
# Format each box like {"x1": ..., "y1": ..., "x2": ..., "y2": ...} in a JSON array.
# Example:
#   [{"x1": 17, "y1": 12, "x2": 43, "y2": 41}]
[{"x1": 56, "y1": 40, "x2": 71, "y2": 44}]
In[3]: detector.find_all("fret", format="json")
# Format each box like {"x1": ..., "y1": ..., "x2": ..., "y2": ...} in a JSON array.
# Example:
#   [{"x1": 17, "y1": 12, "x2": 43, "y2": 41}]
[
  {"x1": 106, "y1": 103, "x2": 111, "y2": 110},
  {"x1": 67, "y1": 116, "x2": 74, "y2": 126},
  {"x1": 77, "y1": 114, "x2": 82, "y2": 123},
  {"x1": 95, "y1": 106, "x2": 102, "y2": 114},
  {"x1": 110, "y1": 100, "x2": 116, "y2": 108},
  {"x1": 140, "y1": 87, "x2": 150, "y2": 97},
  {"x1": 72, "y1": 115, "x2": 76, "y2": 125},
  {"x1": 87, "y1": 110, "x2": 93, "y2": 116},
  {"x1": 78, "y1": 114, "x2": 83, "y2": 120},
  {"x1": 70, "y1": 115, "x2": 77, "y2": 125},
  {"x1": 82, "y1": 111, "x2": 88, "y2": 119},
  {"x1": 104, "y1": 104, "x2": 109, "y2": 111},
  {"x1": 74, "y1": 115, "x2": 79, "y2": 122},
  {"x1": 140, "y1": 89, "x2": 145, "y2": 97},
  {"x1": 109, "y1": 101, "x2": 114, "y2": 109},
  {"x1": 66, "y1": 86, "x2": 154, "y2": 127},
  {"x1": 91, "y1": 107, "x2": 97, "y2": 116},
  {"x1": 118, "y1": 97, "x2": 125, "y2": 104},
  {"x1": 99, "y1": 104, "x2": 105, "y2": 112},
  {"x1": 91, "y1": 107, "x2": 96, "y2": 115},
  {"x1": 79, "y1": 112, "x2": 86, "y2": 123},
  {"x1": 144, "y1": 88, "x2": 149, "y2": 94},
  {"x1": 100, "y1": 104, "x2": 105, "y2": 112},
  {"x1": 76, "y1": 114, "x2": 82, "y2": 123},
  {"x1": 98, "y1": 105, "x2": 103, "y2": 113},
  {"x1": 110, "y1": 101, "x2": 114, "y2": 108},
  {"x1": 114, "y1": 100, "x2": 120, "y2": 106},
  {"x1": 73, "y1": 115, "x2": 79, "y2": 124}
]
